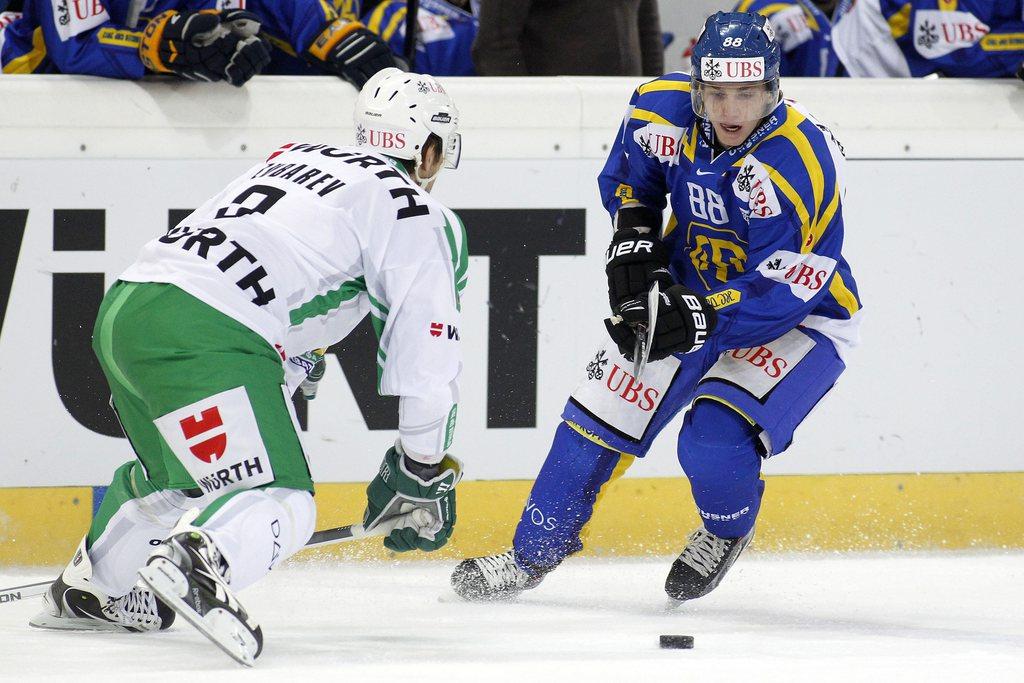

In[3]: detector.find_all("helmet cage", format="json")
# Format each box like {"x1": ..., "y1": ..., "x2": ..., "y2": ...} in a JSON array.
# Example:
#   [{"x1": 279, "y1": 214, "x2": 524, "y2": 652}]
[{"x1": 691, "y1": 79, "x2": 780, "y2": 124}]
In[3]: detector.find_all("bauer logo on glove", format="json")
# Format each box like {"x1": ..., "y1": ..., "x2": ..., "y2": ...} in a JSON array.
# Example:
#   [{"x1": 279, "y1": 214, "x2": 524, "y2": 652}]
[{"x1": 605, "y1": 284, "x2": 718, "y2": 361}]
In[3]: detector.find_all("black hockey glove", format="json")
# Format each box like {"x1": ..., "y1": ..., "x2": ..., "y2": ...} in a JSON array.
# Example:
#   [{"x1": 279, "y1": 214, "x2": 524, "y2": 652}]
[
  {"x1": 605, "y1": 284, "x2": 717, "y2": 361},
  {"x1": 217, "y1": 9, "x2": 272, "y2": 87},
  {"x1": 605, "y1": 205, "x2": 675, "y2": 317},
  {"x1": 140, "y1": 10, "x2": 270, "y2": 86},
  {"x1": 306, "y1": 19, "x2": 402, "y2": 88}
]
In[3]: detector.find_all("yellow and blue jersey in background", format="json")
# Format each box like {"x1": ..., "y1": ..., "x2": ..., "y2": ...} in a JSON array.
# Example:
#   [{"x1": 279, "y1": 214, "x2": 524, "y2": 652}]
[
  {"x1": 833, "y1": 0, "x2": 1024, "y2": 77},
  {"x1": 362, "y1": 0, "x2": 476, "y2": 76},
  {"x1": 0, "y1": 0, "x2": 360, "y2": 77},
  {"x1": 598, "y1": 72, "x2": 862, "y2": 357},
  {"x1": 733, "y1": 0, "x2": 840, "y2": 77}
]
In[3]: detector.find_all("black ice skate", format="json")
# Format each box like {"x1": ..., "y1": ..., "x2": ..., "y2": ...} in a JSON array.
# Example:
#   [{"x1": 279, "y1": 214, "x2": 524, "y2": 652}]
[
  {"x1": 29, "y1": 537, "x2": 175, "y2": 633},
  {"x1": 665, "y1": 527, "x2": 754, "y2": 603},
  {"x1": 138, "y1": 528, "x2": 263, "y2": 667},
  {"x1": 451, "y1": 550, "x2": 545, "y2": 601}
]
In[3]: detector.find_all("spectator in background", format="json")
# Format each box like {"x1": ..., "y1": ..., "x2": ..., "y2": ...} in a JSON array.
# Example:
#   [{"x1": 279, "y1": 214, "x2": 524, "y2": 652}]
[
  {"x1": 0, "y1": 0, "x2": 270, "y2": 83},
  {"x1": 831, "y1": 0, "x2": 1024, "y2": 78},
  {"x1": 249, "y1": 0, "x2": 401, "y2": 85},
  {"x1": 733, "y1": 0, "x2": 840, "y2": 77},
  {"x1": 473, "y1": 0, "x2": 663, "y2": 76},
  {"x1": 363, "y1": 0, "x2": 478, "y2": 76},
  {"x1": 0, "y1": 0, "x2": 399, "y2": 88}
]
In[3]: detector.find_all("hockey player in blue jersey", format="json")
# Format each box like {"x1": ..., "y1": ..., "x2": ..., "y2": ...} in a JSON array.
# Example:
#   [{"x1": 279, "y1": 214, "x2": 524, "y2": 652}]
[
  {"x1": 832, "y1": 0, "x2": 1024, "y2": 78},
  {"x1": 734, "y1": 0, "x2": 841, "y2": 77},
  {"x1": 451, "y1": 11, "x2": 862, "y2": 603},
  {"x1": 0, "y1": 0, "x2": 398, "y2": 87}
]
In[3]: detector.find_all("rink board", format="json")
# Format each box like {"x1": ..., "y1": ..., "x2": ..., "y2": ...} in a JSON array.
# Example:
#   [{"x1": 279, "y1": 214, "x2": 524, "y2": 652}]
[
  {"x1": 1, "y1": 472, "x2": 1022, "y2": 565},
  {"x1": 2, "y1": 78, "x2": 1023, "y2": 567}
]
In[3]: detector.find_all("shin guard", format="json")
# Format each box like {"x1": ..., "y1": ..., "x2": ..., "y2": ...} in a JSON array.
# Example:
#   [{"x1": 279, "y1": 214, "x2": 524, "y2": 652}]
[
  {"x1": 677, "y1": 400, "x2": 764, "y2": 539},
  {"x1": 512, "y1": 422, "x2": 631, "y2": 572}
]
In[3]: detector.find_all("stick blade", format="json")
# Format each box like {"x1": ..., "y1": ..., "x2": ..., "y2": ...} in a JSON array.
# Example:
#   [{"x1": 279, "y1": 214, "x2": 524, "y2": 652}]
[{"x1": 632, "y1": 282, "x2": 660, "y2": 380}]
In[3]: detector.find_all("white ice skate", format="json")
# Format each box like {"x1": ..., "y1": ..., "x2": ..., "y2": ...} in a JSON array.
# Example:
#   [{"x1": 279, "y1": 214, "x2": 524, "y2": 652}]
[
  {"x1": 450, "y1": 550, "x2": 545, "y2": 601},
  {"x1": 29, "y1": 537, "x2": 175, "y2": 632},
  {"x1": 138, "y1": 527, "x2": 262, "y2": 667}
]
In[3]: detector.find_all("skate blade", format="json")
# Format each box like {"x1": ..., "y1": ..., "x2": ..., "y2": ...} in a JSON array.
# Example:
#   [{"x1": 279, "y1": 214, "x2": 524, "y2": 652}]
[
  {"x1": 663, "y1": 597, "x2": 686, "y2": 612},
  {"x1": 139, "y1": 560, "x2": 258, "y2": 667},
  {"x1": 29, "y1": 611, "x2": 133, "y2": 632}
]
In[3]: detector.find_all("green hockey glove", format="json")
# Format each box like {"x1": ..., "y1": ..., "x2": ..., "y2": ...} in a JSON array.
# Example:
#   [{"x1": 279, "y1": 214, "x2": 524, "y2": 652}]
[
  {"x1": 364, "y1": 443, "x2": 462, "y2": 552},
  {"x1": 295, "y1": 349, "x2": 326, "y2": 400}
]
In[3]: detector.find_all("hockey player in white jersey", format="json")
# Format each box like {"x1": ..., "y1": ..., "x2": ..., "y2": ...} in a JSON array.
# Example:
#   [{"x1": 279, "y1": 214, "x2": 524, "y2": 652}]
[{"x1": 29, "y1": 68, "x2": 467, "y2": 666}]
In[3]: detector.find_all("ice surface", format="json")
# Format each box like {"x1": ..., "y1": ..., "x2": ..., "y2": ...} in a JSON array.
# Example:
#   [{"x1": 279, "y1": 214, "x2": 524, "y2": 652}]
[{"x1": 2, "y1": 552, "x2": 1023, "y2": 681}]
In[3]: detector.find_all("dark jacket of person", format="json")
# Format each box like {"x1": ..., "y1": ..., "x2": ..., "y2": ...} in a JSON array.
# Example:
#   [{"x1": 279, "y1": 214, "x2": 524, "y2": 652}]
[{"x1": 473, "y1": 0, "x2": 663, "y2": 76}]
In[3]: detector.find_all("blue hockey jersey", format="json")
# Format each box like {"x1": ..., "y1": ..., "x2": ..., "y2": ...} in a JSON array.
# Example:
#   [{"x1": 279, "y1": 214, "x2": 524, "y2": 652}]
[
  {"x1": 1, "y1": 0, "x2": 216, "y2": 77},
  {"x1": 0, "y1": 0, "x2": 359, "y2": 77},
  {"x1": 598, "y1": 72, "x2": 862, "y2": 357},
  {"x1": 362, "y1": 0, "x2": 476, "y2": 76},
  {"x1": 832, "y1": 0, "x2": 1024, "y2": 77},
  {"x1": 733, "y1": 0, "x2": 840, "y2": 77}
]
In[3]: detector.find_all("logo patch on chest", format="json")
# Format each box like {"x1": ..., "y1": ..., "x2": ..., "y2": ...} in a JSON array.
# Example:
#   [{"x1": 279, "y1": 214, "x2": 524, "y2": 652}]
[
  {"x1": 756, "y1": 249, "x2": 837, "y2": 301},
  {"x1": 633, "y1": 123, "x2": 684, "y2": 166},
  {"x1": 732, "y1": 154, "x2": 781, "y2": 221}
]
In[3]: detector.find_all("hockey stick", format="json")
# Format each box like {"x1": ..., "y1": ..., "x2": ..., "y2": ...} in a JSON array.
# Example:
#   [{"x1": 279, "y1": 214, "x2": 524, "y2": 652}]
[
  {"x1": 632, "y1": 281, "x2": 660, "y2": 380},
  {"x1": 306, "y1": 506, "x2": 433, "y2": 548},
  {"x1": 0, "y1": 581, "x2": 51, "y2": 605},
  {"x1": 0, "y1": 508, "x2": 434, "y2": 605},
  {"x1": 403, "y1": 0, "x2": 419, "y2": 70}
]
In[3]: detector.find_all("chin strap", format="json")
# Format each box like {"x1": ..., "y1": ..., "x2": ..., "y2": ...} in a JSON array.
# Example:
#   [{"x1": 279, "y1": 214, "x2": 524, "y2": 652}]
[{"x1": 412, "y1": 150, "x2": 442, "y2": 188}]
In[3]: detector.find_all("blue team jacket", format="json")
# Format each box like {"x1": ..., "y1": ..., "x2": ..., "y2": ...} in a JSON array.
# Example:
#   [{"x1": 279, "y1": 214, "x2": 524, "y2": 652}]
[{"x1": 0, "y1": 0, "x2": 357, "y2": 77}]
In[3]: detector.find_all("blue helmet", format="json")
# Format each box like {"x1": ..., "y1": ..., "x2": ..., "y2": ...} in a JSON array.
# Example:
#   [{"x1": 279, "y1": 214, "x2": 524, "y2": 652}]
[{"x1": 690, "y1": 12, "x2": 781, "y2": 122}]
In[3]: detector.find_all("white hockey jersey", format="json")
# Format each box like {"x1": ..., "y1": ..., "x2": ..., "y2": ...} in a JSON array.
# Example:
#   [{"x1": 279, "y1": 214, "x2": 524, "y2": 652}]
[{"x1": 120, "y1": 143, "x2": 468, "y2": 461}]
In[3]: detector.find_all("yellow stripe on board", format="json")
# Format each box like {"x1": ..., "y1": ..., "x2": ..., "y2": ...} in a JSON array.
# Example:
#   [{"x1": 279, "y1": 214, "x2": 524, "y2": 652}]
[
  {"x1": 3, "y1": 473, "x2": 1022, "y2": 565},
  {"x1": 0, "y1": 488, "x2": 93, "y2": 565}
]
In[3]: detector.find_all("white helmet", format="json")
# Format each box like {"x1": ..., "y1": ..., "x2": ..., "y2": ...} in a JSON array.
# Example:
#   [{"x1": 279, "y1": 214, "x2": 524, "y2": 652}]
[{"x1": 353, "y1": 68, "x2": 461, "y2": 187}]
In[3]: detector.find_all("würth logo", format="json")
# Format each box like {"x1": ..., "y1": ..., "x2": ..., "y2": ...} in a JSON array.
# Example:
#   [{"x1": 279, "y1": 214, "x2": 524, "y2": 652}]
[
  {"x1": 179, "y1": 407, "x2": 227, "y2": 463},
  {"x1": 266, "y1": 143, "x2": 294, "y2": 162},
  {"x1": 429, "y1": 322, "x2": 460, "y2": 340}
]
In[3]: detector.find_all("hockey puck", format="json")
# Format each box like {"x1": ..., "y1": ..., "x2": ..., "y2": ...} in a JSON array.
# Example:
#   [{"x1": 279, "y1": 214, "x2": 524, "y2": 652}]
[{"x1": 659, "y1": 635, "x2": 694, "y2": 649}]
